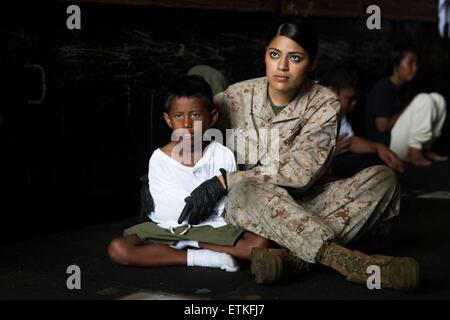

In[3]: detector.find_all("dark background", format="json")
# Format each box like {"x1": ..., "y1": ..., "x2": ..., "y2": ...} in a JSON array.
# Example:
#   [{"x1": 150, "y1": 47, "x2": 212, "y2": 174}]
[{"x1": 1, "y1": 0, "x2": 449, "y2": 243}]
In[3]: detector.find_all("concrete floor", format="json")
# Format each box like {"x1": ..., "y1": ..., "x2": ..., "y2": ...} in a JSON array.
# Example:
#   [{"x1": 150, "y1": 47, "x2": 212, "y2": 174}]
[{"x1": 1, "y1": 161, "x2": 450, "y2": 300}]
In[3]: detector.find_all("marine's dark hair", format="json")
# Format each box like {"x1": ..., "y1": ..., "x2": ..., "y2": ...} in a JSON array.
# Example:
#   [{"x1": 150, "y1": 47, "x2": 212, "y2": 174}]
[
  {"x1": 266, "y1": 21, "x2": 318, "y2": 59},
  {"x1": 320, "y1": 67, "x2": 359, "y2": 92},
  {"x1": 164, "y1": 75, "x2": 214, "y2": 112}
]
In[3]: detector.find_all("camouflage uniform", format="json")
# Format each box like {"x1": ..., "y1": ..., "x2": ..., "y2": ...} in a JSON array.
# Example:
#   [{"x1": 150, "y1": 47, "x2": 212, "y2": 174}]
[{"x1": 214, "y1": 77, "x2": 400, "y2": 264}]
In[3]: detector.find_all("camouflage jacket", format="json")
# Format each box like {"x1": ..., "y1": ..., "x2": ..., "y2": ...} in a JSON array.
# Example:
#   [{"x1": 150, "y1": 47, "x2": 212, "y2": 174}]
[{"x1": 214, "y1": 77, "x2": 340, "y2": 192}]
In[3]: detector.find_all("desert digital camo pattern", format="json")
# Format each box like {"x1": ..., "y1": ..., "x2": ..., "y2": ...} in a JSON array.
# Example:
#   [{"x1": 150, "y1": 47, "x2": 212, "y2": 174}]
[{"x1": 215, "y1": 77, "x2": 400, "y2": 263}]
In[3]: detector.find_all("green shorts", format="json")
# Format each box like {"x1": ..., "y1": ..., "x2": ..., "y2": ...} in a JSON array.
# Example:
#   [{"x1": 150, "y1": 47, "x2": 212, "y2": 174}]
[{"x1": 123, "y1": 220, "x2": 245, "y2": 247}]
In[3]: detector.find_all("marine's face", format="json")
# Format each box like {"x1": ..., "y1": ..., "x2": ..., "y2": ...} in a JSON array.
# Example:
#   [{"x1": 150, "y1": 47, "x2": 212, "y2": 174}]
[{"x1": 265, "y1": 35, "x2": 314, "y2": 96}]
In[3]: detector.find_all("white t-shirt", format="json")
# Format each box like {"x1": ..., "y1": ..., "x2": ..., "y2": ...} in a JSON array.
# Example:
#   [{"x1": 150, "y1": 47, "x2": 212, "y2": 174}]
[
  {"x1": 339, "y1": 115, "x2": 354, "y2": 138},
  {"x1": 148, "y1": 141, "x2": 237, "y2": 229}
]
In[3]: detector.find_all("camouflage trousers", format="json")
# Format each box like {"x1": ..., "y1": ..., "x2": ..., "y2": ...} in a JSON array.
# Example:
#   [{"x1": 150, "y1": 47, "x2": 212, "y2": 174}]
[{"x1": 224, "y1": 165, "x2": 400, "y2": 263}]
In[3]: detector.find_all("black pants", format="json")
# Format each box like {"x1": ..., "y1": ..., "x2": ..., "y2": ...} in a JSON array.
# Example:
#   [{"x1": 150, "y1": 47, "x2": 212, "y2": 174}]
[{"x1": 330, "y1": 152, "x2": 384, "y2": 179}]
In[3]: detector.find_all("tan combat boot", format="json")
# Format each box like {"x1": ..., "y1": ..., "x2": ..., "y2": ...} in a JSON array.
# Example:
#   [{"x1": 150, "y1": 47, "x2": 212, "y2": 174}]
[
  {"x1": 250, "y1": 248, "x2": 310, "y2": 284},
  {"x1": 317, "y1": 242, "x2": 419, "y2": 291}
]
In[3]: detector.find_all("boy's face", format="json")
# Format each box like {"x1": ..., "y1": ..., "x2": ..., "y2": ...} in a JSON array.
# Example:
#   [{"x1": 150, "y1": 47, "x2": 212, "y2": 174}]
[
  {"x1": 163, "y1": 96, "x2": 218, "y2": 143},
  {"x1": 395, "y1": 51, "x2": 418, "y2": 82},
  {"x1": 337, "y1": 87, "x2": 358, "y2": 115}
]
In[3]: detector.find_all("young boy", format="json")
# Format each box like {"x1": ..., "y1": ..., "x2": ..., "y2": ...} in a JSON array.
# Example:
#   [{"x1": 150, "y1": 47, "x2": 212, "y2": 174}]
[
  {"x1": 320, "y1": 67, "x2": 404, "y2": 178},
  {"x1": 108, "y1": 75, "x2": 271, "y2": 272}
]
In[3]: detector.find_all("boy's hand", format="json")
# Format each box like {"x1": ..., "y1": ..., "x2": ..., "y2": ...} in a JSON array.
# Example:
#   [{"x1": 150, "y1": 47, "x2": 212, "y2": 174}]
[
  {"x1": 376, "y1": 144, "x2": 404, "y2": 173},
  {"x1": 178, "y1": 170, "x2": 228, "y2": 225},
  {"x1": 335, "y1": 134, "x2": 352, "y2": 155}
]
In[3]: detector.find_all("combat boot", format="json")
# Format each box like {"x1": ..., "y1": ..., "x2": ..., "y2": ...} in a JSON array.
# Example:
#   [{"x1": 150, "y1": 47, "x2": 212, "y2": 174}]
[
  {"x1": 317, "y1": 242, "x2": 419, "y2": 291},
  {"x1": 250, "y1": 248, "x2": 310, "y2": 284}
]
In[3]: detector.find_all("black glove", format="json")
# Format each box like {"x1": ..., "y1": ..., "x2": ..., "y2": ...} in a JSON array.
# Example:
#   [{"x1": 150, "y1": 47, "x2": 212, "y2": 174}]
[
  {"x1": 178, "y1": 169, "x2": 228, "y2": 225},
  {"x1": 139, "y1": 175, "x2": 154, "y2": 217}
]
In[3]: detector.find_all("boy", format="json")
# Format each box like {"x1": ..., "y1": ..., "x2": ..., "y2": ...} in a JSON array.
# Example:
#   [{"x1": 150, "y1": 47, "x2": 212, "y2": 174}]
[
  {"x1": 108, "y1": 75, "x2": 271, "y2": 272},
  {"x1": 321, "y1": 67, "x2": 404, "y2": 178},
  {"x1": 366, "y1": 46, "x2": 447, "y2": 166}
]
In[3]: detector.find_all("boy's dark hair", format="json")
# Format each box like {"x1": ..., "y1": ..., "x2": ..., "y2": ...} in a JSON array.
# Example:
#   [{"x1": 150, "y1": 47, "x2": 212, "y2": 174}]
[
  {"x1": 389, "y1": 45, "x2": 419, "y2": 75},
  {"x1": 320, "y1": 67, "x2": 359, "y2": 92},
  {"x1": 164, "y1": 75, "x2": 214, "y2": 112},
  {"x1": 266, "y1": 21, "x2": 318, "y2": 59}
]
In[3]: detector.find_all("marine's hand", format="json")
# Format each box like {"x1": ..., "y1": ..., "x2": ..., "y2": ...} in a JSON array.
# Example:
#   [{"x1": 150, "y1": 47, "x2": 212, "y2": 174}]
[{"x1": 178, "y1": 170, "x2": 228, "y2": 225}]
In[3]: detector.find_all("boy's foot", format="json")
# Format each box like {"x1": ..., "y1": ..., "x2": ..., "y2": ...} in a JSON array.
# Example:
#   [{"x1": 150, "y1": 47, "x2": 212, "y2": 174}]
[
  {"x1": 317, "y1": 242, "x2": 419, "y2": 291},
  {"x1": 424, "y1": 149, "x2": 448, "y2": 162},
  {"x1": 406, "y1": 148, "x2": 432, "y2": 166},
  {"x1": 250, "y1": 248, "x2": 310, "y2": 284}
]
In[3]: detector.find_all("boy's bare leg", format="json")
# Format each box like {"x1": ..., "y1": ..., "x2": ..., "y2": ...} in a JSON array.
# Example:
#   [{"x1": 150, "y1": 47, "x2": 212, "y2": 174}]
[
  {"x1": 108, "y1": 235, "x2": 187, "y2": 267},
  {"x1": 199, "y1": 232, "x2": 273, "y2": 260}
]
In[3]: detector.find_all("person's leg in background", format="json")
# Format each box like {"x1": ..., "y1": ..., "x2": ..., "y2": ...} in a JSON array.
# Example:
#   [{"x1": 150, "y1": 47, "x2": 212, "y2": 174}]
[
  {"x1": 390, "y1": 93, "x2": 446, "y2": 165},
  {"x1": 423, "y1": 92, "x2": 448, "y2": 161}
]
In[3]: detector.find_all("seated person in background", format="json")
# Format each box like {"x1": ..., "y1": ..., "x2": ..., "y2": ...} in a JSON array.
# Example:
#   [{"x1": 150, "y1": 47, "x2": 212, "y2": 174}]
[
  {"x1": 188, "y1": 64, "x2": 228, "y2": 95},
  {"x1": 320, "y1": 67, "x2": 404, "y2": 178},
  {"x1": 365, "y1": 45, "x2": 447, "y2": 166},
  {"x1": 108, "y1": 75, "x2": 271, "y2": 272}
]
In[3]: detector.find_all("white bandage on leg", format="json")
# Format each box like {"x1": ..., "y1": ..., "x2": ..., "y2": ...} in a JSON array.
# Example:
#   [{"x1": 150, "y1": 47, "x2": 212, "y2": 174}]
[
  {"x1": 171, "y1": 240, "x2": 200, "y2": 250},
  {"x1": 187, "y1": 249, "x2": 240, "y2": 272}
]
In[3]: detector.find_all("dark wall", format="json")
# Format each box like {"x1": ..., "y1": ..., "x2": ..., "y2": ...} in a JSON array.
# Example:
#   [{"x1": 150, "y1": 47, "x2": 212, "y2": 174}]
[{"x1": 1, "y1": 1, "x2": 449, "y2": 242}]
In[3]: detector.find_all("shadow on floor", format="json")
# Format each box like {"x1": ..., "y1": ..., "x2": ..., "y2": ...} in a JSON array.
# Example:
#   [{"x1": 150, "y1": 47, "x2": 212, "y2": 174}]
[{"x1": 1, "y1": 161, "x2": 450, "y2": 299}]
